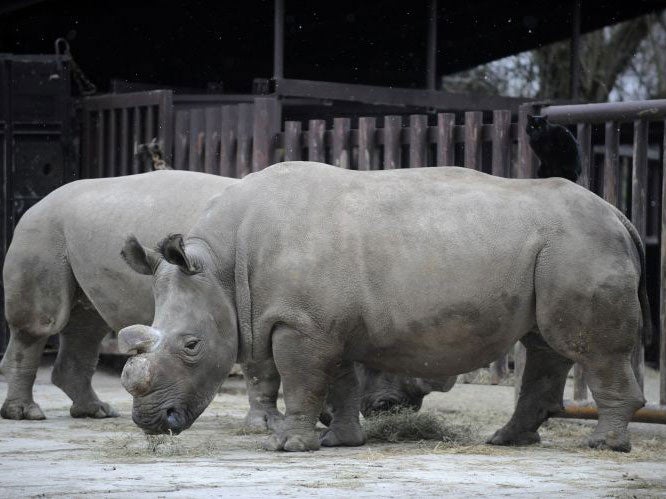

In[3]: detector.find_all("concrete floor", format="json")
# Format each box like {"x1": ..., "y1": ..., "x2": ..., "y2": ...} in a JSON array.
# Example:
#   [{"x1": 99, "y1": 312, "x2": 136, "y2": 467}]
[{"x1": 0, "y1": 357, "x2": 665, "y2": 498}]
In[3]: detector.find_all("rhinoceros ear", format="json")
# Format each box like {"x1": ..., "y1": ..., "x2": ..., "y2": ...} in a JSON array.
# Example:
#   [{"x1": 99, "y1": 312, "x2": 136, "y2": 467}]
[
  {"x1": 121, "y1": 235, "x2": 161, "y2": 275},
  {"x1": 158, "y1": 234, "x2": 198, "y2": 275}
]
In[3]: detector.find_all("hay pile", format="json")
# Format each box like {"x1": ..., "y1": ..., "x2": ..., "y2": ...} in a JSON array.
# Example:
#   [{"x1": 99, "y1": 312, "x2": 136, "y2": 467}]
[{"x1": 362, "y1": 408, "x2": 476, "y2": 444}]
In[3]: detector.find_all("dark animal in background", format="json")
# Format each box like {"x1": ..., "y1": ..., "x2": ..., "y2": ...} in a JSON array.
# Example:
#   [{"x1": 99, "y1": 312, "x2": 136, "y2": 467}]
[{"x1": 526, "y1": 115, "x2": 581, "y2": 183}]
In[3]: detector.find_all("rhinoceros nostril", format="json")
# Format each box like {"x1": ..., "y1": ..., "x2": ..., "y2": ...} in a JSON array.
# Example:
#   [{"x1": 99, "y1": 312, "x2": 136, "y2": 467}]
[{"x1": 165, "y1": 408, "x2": 183, "y2": 433}]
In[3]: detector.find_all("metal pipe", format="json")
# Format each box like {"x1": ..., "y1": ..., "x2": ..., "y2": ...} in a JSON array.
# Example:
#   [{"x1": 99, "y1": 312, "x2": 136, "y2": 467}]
[
  {"x1": 542, "y1": 99, "x2": 666, "y2": 124},
  {"x1": 569, "y1": 0, "x2": 581, "y2": 100},
  {"x1": 426, "y1": 0, "x2": 438, "y2": 90},
  {"x1": 555, "y1": 401, "x2": 666, "y2": 425},
  {"x1": 273, "y1": 0, "x2": 284, "y2": 80},
  {"x1": 661, "y1": 119, "x2": 666, "y2": 406}
]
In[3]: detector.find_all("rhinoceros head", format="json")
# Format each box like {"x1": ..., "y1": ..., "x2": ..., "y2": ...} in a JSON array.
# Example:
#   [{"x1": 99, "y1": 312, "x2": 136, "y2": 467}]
[
  {"x1": 118, "y1": 234, "x2": 237, "y2": 434},
  {"x1": 356, "y1": 364, "x2": 457, "y2": 417}
]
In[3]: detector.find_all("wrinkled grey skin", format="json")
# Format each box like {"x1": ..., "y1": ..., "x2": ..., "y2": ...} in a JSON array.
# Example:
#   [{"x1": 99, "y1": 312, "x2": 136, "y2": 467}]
[
  {"x1": 0, "y1": 171, "x2": 244, "y2": 421},
  {"x1": 0, "y1": 169, "x2": 434, "y2": 426},
  {"x1": 121, "y1": 162, "x2": 648, "y2": 452}
]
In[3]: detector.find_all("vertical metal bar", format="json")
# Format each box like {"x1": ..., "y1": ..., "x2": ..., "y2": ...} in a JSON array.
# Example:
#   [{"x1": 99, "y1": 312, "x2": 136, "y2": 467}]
[
  {"x1": 108, "y1": 108, "x2": 116, "y2": 177},
  {"x1": 189, "y1": 108, "x2": 204, "y2": 172},
  {"x1": 252, "y1": 97, "x2": 280, "y2": 172},
  {"x1": 273, "y1": 0, "x2": 284, "y2": 80},
  {"x1": 237, "y1": 103, "x2": 254, "y2": 178},
  {"x1": 409, "y1": 114, "x2": 428, "y2": 168},
  {"x1": 517, "y1": 103, "x2": 538, "y2": 179},
  {"x1": 513, "y1": 342, "x2": 526, "y2": 404},
  {"x1": 574, "y1": 120, "x2": 592, "y2": 401},
  {"x1": 173, "y1": 109, "x2": 189, "y2": 171},
  {"x1": 284, "y1": 121, "x2": 302, "y2": 161},
  {"x1": 120, "y1": 107, "x2": 129, "y2": 176},
  {"x1": 81, "y1": 108, "x2": 91, "y2": 178},
  {"x1": 220, "y1": 105, "x2": 238, "y2": 177},
  {"x1": 384, "y1": 115, "x2": 402, "y2": 170},
  {"x1": 158, "y1": 90, "x2": 174, "y2": 166},
  {"x1": 145, "y1": 106, "x2": 155, "y2": 172},
  {"x1": 603, "y1": 121, "x2": 620, "y2": 206},
  {"x1": 573, "y1": 364, "x2": 587, "y2": 401},
  {"x1": 426, "y1": 0, "x2": 437, "y2": 90},
  {"x1": 97, "y1": 110, "x2": 105, "y2": 178},
  {"x1": 358, "y1": 117, "x2": 377, "y2": 171},
  {"x1": 132, "y1": 107, "x2": 141, "y2": 174},
  {"x1": 307, "y1": 119, "x2": 326, "y2": 163},
  {"x1": 490, "y1": 354, "x2": 508, "y2": 385},
  {"x1": 632, "y1": 118, "x2": 648, "y2": 391},
  {"x1": 491, "y1": 110, "x2": 511, "y2": 177},
  {"x1": 436, "y1": 113, "x2": 455, "y2": 166},
  {"x1": 577, "y1": 122, "x2": 591, "y2": 189},
  {"x1": 332, "y1": 117, "x2": 351, "y2": 168},
  {"x1": 464, "y1": 111, "x2": 482, "y2": 170},
  {"x1": 204, "y1": 107, "x2": 221, "y2": 175},
  {"x1": 570, "y1": 0, "x2": 581, "y2": 100},
  {"x1": 661, "y1": 119, "x2": 666, "y2": 405}
]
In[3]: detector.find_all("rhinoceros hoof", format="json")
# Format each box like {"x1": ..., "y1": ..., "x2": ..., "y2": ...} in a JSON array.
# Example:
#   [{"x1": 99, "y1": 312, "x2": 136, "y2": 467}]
[
  {"x1": 320, "y1": 426, "x2": 366, "y2": 447},
  {"x1": 486, "y1": 427, "x2": 540, "y2": 446},
  {"x1": 70, "y1": 401, "x2": 119, "y2": 419},
  {"x1": 1, "y1": 399, "x2": 46, "y2": 420},
  {"x1": 244, "y1": 409, "x2": 284, "y2": 432},
  {"x1": 263, "y1": 431, "x2": 320, "y2": 452},
  {"x1": 588, "y1": 431, "x2": 631, "y2": 453}
]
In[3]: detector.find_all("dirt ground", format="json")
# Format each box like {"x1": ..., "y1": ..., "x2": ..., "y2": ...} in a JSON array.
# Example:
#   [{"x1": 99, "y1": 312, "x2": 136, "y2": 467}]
[{"x1": 0, "y1": 357, "x2": 665, "y2": 498}]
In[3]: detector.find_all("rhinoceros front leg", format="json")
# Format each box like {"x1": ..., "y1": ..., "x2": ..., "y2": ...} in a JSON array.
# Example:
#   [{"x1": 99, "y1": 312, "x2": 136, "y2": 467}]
[
  {"x1": 51, "y1": 306, "x2": 118, "y2": 418},
  {"x1": 320, "y1": 360, "x2": 365, "y2": 447},
  {"x1": 263, "y1": 325, "x2": 340, "y2": 452},
  {"x1": 241, "y1": 358, "x2": 283, "y2": 431}
]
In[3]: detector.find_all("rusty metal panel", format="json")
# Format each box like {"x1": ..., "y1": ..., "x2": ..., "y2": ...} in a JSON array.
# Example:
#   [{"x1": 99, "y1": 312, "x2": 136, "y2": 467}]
[
  {"x1": 220, "y1": 105, "x2": 238, "y2": 177},
  {"x1": 383, "y1": 115, "x2": 402, "y2": 170},
  {"x1": 236, "y1": 103, "x2": 253, "y2": 178},
  {"x1": 284, "y1": 121, "x2": 302, "y2": 161},
  {"x1": 252, "y1": 97, "x2": 280, "y2": 172},
  {"x1": 662, "y1": 119, "x2": 666, "y2": 406},
  {"x1": 409, "y1": 115, "x2": 427, "y2": 168},
  {"x1": 603, "y1": 121, "x2": 620, "y2": 206},
  {"x1": 358, "y1": 117, "x2": 377, "y2": 171},
  {"x1": 464, "y1": 111, "x2": 482, "y2": 170},
  {"x1": 332, "y1": 117, "x2": 351, "y2": 169},
  {"x1": 188, "y1": 108, "x2": 205, "y2": 172},
  {"x1": 204, "y1": 107, "x2": 221, "y2": 175},
  {"x1": 308, "y1": 119, "x2": 326, "y2": 163},
  {"x1": 491, "y1": 110, "x2": 510, "y2": 177},
  {"x1": 436, "y1": 113, "x2": 455, "y2": 166},
  {"x1": 173, "y1": 109, "x2": 190, "y2": 171}
]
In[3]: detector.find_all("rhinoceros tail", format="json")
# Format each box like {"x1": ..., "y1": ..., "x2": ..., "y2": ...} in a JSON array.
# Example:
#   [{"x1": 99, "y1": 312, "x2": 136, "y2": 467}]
[{"x1": 613, "y1": 208, "x2": 652, "y2": 347}]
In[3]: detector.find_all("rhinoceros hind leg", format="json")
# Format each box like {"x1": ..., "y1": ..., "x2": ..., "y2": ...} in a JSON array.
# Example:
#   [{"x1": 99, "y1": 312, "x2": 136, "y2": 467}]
[
  {"x1": 582, "y1": 354, "x2": 644, "y2": 453},
  {"x1": 487, "y1": 331, "x2": 572, "y2": 447},
  {"x1": 320, "y1": 361, "x2": 365, "y2": 447},
  {"x1": 51, "y1": 301, "x2": 118, "y2": 419},
  {"x1": 0, "y1": 329, "x2": 50, "y2": 420},
  {"x1": 263, "y1": 325, "x2": 343, "y2": 452}
]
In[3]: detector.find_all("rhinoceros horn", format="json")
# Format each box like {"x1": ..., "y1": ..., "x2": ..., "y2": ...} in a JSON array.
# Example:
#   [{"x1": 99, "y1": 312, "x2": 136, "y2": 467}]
[{"x1": 118, "y1": 325, "x2": 161, "y2": 355}]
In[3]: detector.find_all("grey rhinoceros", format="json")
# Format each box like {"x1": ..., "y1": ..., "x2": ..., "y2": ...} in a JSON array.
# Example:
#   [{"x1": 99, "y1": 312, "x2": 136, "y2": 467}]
[
  {"x1": 0, "y1": 169, "x2": 447, "y2": 424},
  {"x1": 120, "y1": 161, "x2": 648, "y2": 452}
]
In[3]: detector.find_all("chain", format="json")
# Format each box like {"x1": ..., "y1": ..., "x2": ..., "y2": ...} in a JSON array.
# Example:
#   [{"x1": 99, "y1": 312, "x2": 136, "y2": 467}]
[{"x1": 54, "y1": 38, "x2": 97, "y2": 96}]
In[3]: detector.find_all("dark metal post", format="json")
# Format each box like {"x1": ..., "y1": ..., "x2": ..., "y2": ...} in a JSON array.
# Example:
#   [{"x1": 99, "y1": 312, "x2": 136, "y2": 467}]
[
  {"x1": 273, "y1": 0, "x2": 284, "y2": 80},
  {"x1": 570, "y1": 0, "x2": 581, "y2": 100},
  {"x1": 426, "y1": 0, "x2": 438, "y2": 90}
]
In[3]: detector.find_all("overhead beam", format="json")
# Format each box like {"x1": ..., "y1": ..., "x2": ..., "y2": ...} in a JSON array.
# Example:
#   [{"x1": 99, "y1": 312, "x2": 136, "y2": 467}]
[
  {"x1": 273, "y1": 0, "x2": 284, "y2": 80},
  {"x1": 426, "y1": 0, "x2": 438, "y2": 90},
  {"x1": 569, "y1": 0, "x2": 582, "y2": 100}
]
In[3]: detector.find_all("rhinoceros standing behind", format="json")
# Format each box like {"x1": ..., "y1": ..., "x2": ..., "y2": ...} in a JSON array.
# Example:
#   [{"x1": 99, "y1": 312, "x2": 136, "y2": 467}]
[
  {"x1": 120, "y1": 161, "x2": 648, "y2": 453},
  {"x1": 1, "y1": 169, "x2": 448, "y2": 425}
]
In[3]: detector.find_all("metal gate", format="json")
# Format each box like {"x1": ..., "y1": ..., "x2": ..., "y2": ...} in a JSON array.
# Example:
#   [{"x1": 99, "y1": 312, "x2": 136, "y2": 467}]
[{"x1": 0, "y1": 54, "x2": 77, "y2": 353}]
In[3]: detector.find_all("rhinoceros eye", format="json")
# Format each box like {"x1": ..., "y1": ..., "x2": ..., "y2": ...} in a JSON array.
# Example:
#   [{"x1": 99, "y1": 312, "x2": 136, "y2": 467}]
[{"x1": 185, "y1": 339, "x2": 200, "y2": 351}]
